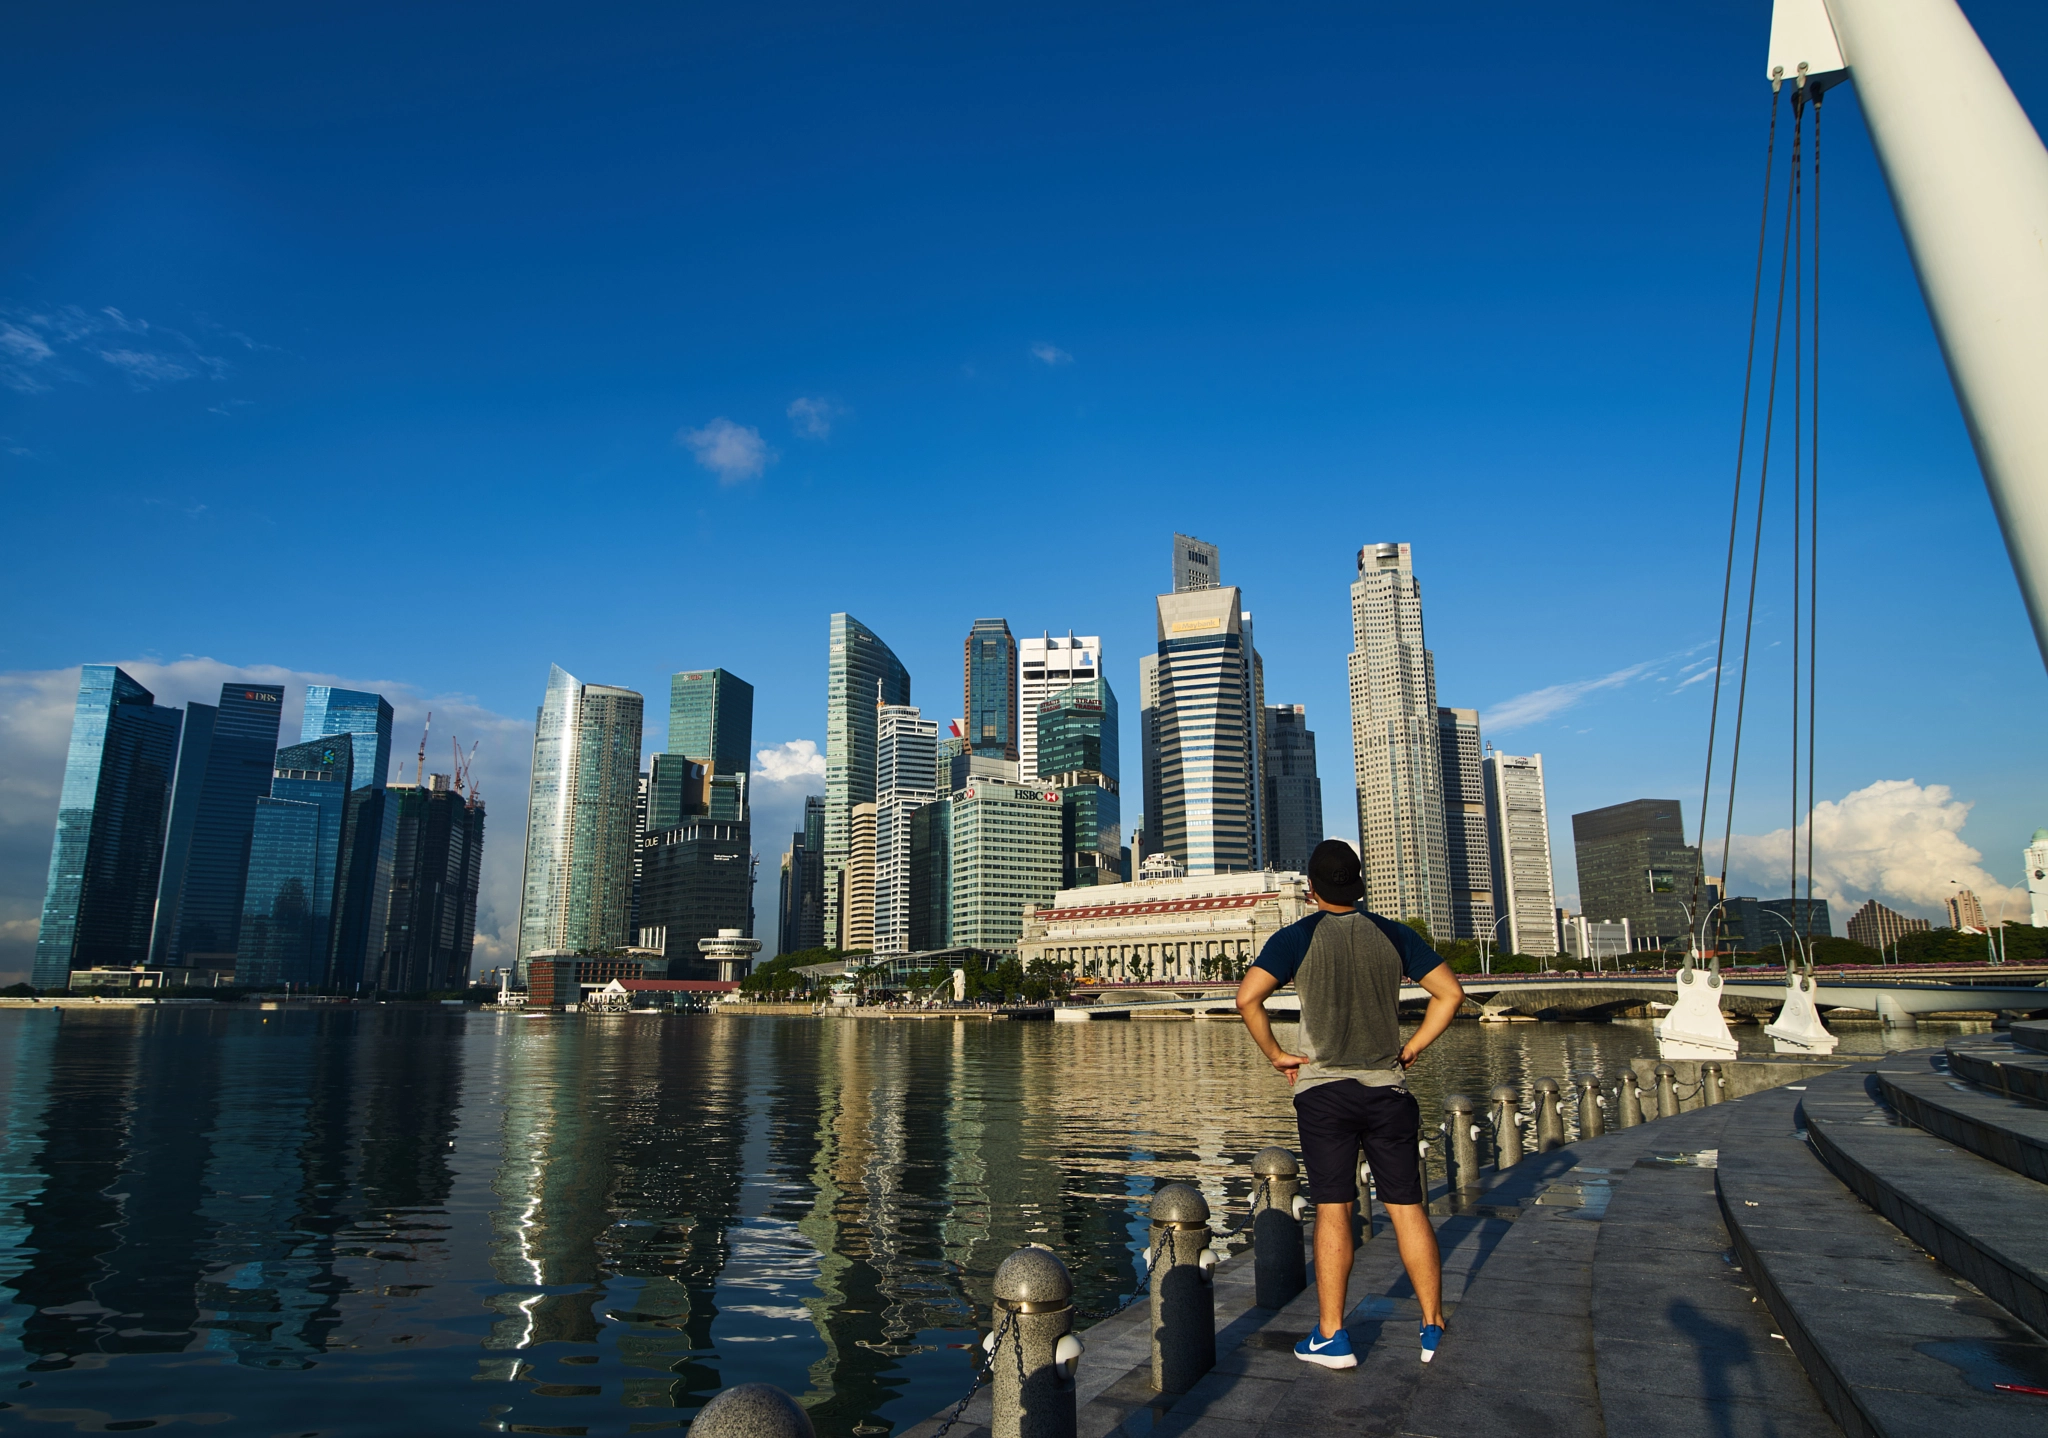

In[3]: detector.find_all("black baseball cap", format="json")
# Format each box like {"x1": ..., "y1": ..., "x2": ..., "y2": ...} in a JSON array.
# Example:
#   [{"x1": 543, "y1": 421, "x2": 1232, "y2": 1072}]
[{"x1": 1308, "y1": 840, "x2": 1364, "y2": 906}]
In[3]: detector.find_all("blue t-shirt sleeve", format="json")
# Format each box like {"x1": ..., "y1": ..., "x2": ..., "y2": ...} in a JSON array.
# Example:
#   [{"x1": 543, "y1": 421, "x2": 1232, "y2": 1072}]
[
  {"x1": 1366, "y1": 914, "x2": 1448, "y2": 983},
  {"x1": 1252, "y1": 915, "x2": 1320, "y2": 986}
]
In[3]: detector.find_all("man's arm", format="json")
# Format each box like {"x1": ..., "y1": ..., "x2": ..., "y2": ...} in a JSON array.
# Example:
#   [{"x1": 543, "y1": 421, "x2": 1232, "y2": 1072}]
[
  {"x1": 1235, "y1": 967, "x2": 1310, "y2": 1084},
  {"x1": 1398, "y1": 964, "x2": 1465, "y2": 1068}
]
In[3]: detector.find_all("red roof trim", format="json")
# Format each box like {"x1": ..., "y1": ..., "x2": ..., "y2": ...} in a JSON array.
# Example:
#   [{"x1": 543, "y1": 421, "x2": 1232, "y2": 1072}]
[{"x1": 620, "y1": 980, "x2": 740, "y2": 992}]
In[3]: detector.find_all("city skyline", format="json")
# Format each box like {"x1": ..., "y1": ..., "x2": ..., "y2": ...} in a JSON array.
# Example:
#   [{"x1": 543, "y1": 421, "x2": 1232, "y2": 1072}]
[{"x1": 8, "y1": 7, "x2": 2048, "y2": 973}]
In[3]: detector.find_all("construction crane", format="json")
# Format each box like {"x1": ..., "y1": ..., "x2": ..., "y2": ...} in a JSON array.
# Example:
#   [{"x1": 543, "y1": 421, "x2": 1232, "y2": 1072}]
[
  {"x1": 452, "y1": 737, "x2": 481, "y2": 807},
  {"x1": 414, "y1": 711, "x2": 432, "y2": 786}
]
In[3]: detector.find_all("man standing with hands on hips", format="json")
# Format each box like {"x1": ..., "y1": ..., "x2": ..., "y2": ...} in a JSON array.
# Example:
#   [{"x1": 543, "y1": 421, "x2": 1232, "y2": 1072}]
[{"x1": 1234, "y1": 839, "x2": 1466, "y2": 1368}]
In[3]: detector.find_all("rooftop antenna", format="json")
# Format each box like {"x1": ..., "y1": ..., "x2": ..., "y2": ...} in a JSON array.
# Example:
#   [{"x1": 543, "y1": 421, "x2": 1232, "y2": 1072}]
[{"x1": 415, "y1": 711, "x2": 432, "y2": 785}]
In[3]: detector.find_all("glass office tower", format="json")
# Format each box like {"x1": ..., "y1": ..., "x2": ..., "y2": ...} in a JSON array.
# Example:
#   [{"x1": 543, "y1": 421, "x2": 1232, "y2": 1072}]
[
  {"x1": 963, "y1": 618, "x2": 1018, "y2": 761},
  {"x1": 380, "y1": 777, "x2": 486, "y2": 993},
  {"x1": 239, "y1": 736, "x2": 354, "y2": 988},
  {"x1": 153, "y1": 682, "x2": 286, "y2": 966},
  {"x1": 149, "y1": 701, "x2": 215, "y2": 962},
  {"x1": 823, "y1": 614, "x2": 910, "y2": 942},
  {"x1": 668, "y1": 669, "x2": 753, "y2": 779},
  {"x1": 516, "y1": 665, "x2": 645, "y2": 969},
  {"x1": 32, "y1": 666, "x2": 183, "y2": 989},
  {"x1": 302, "y1": 687, "x2": 397, "y2": 988},
  {"x1": 1037, "y1": 679, "x2": 1122, "y2": 888}
]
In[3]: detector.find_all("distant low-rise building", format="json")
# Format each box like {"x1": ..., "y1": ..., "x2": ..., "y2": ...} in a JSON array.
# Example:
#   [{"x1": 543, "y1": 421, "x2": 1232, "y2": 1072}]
[
  {"x1": 525, "y1": 951, "x2": 658, "y2": 1007},
  {"x1": 1560, "y1": 915, "x2": 1632, "y2": 967},
  {"x1": 1845, "y1": 899, "x2": 1930, "y2": 952},
  {"x1": 1020, "y1": 869, "x2": 1313, "y2": 983}
]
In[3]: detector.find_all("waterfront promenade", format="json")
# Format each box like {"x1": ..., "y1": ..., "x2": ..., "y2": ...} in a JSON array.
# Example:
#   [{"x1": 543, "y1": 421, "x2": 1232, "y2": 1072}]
[{"x1": 899, "y1": 1029, "x2": 2048, "y2": 1438}]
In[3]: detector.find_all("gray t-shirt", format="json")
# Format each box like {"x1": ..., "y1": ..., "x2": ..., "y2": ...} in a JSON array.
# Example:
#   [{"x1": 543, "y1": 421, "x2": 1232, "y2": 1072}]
[{"x1": 1252, "y1": 909, "x2": 1446, "y2": 1095}]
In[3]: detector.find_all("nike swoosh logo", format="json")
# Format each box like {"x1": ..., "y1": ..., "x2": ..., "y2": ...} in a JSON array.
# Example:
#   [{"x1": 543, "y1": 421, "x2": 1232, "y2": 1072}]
[{"x1": 1307, "y1": 1335, "x2": 1335, "y2": 1350}]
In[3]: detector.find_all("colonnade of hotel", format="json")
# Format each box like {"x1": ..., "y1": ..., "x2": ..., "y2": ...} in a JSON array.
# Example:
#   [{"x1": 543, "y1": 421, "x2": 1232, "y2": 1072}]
[{"x1": 1031, "y1": 936, "x2": 1259, "y2": 982}]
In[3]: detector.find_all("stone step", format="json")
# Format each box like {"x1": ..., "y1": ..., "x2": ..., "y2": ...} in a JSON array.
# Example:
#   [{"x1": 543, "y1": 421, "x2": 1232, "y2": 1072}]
[
  {"x1": 2015, "y1": 1019, "x2": 2048, "y2": 1054},
  {"x1": 1946, "y1": 1035, "x2": 2048, "y2": 1107},
  {"x1": 1806, "y1": 1065, "x2": 2048, "y2": 1342},
  {"x1": 1718, "y1": 1066, "x2": 2048, "y2": 1436},
  {"x1": 1879, "y1": 1064, "x2": 2048, "y2": 1183}
]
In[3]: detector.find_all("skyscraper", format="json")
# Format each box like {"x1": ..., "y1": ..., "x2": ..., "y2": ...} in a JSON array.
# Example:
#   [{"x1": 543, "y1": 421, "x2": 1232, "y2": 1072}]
[
  {"x1": 1018, "y1": 634, "x2": 1102, "y2": 782},
  {"x1": 1436, "y1": 708, "x2": 1492, "y2": 941},
  {"x1": 964, "y1": 619, "x2": 1018, "y2": 762},
  {"x1": 1348, "y1": 543, "x2": 1451, "y2": 934},
  {"x1": 1037, "y1": 680, "x2": 1121, "y2": 888},
  {"x1": 1846, "y1": 899, "x2": 1930, "y2": 952},
  {"x1": 1151, "y1": 584, "x2": 1258, "y2": 874},
  {"x1": 302, "y1": 687, "x2": 394, "y2": 789},
  {"x1": 380, "y1": 774, "x2": 485, "y2": 994},
  {"x1": 843, "y1": 802, "x2": 878, "y2": 951},
  {"x1": 823, "y1": 615, "x2": 910, "y2": 941},
  {"x1": 1945, "y1": 889, "x2": 1986, "y2": 931},
  {"x1": 873, "y1": 703, "x2": 938, "y2": 953},
  {"x1": 1483, "y1": 752, "x2": 1558, "y2": 958},
  {"x1": 949, "y1": 779, "x2": 1062, "y2": 956},
  {"x1": 238, "y1": 735, "x2": 354, "y2": 988},
  {"x1": 302, "y1": 688, "x2": 398, "y2": 989},
  {"x1": 668, "y1": 669, "x2": 754, "y2": 778},
  {"x1": 1571, "y1": 798, "x2": 1696, "y2": 950},
  {"x1": 1262, "y1": 704, "x2": 1324, "y2": 875},
  {"x1": 149, "y1": 700, "x2": 215, "y2": 961},
  {"x1": 909, "y1": 800, "x2": 951, "y2": 950},
  {"x1": 151, "y1": 682, "x2": 285, "y2": 967},
  {"x1": 33, "y1": 666, "x2": 183, "y2": 988},
  {"x1": 789, "y1": 794, "x2": 826, "y2": 951},
  {"x1": 637, "y1": 819, "x2": 752, "y2": 974},
  {"x1": 516, "y1": 665, "x2": 645, "y2": 969},
  {"x1": 1173, "y1": 533, "x2": 1221, "y2": 593}
]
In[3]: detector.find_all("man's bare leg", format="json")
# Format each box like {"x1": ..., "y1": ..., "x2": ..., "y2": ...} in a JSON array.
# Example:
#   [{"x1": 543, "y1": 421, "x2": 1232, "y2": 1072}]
[
  {"x1": 1384, "y1": 1202, "x2": 1444, "y2": 1328},
  {"x1": 1313, "y1": 1201, "x2": 1354, "y2": 1339}
]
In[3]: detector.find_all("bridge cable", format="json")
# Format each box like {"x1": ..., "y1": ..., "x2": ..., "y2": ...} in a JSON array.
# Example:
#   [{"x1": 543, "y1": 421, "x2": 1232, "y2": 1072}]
[
  {"x1": 1694, "y1": 84, "x2": 1784, "y2": 947},
  {"x1": 1791, "y1": 87, "x2": 1805, "y2": 931},
  {"x1": 1717, "y1": 87, "x2": 1808, "y2": 909},
  {"x1": 1805, "y1": 93, "x2": 1823, "y2": 945}
]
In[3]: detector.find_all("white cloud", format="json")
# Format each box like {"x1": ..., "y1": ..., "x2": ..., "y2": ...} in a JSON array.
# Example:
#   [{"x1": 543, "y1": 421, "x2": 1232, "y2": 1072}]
[
  {"x1": 1483, "y1": 660, "x2": 1659, "y2": 733},
  {"x1": 0, "y1": 305, "x2": 234, "y2": 394},
  {"x1": 1721, "y1": 778, "x2": 2027, "y2": 923},
  {"x1": 100, "y1": 349, "x2": 194, "y2": 384},
  {"x1": 679, "y1": 417, "x2": 773, "y2": 484},
  {"x1": 786, "y1": 396, "x2": 847, "y2": 440},
  {"x1": 1029, "y1": 342, "x2": 1073, "y2": 366},
  {"x1": 754, "y1": 739, "x2": 826, "y2": 784},
  {"x1": 0, "y1": 659, "x2": 534, "y2": 985}
]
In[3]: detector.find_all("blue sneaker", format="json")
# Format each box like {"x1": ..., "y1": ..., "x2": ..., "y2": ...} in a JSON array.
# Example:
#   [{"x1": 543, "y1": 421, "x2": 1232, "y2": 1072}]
[
  {"x1": 1419, "y1": 1322, "x2": 1444, "y2": 1364},
  {"x1": 1295, "y1": 1323, "x2": 1356, "y2": 1369}
]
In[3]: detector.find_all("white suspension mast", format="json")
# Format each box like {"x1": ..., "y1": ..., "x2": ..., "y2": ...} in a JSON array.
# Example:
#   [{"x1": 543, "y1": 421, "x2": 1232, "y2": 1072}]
[{"x1": 1771, "y1": 0, "x2": 2048, "y2": 668}]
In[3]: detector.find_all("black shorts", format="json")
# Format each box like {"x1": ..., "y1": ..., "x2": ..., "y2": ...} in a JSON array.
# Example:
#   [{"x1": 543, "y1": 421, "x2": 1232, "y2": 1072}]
[{"x1": 1293, "y1": 1079, "x2": 1424, "y2": 1206}]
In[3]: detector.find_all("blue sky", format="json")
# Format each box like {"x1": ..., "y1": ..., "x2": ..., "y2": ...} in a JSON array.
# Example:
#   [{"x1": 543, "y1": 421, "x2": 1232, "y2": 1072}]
[{"x1": 5, "y1": 1, "x2": 2046, "y2": 970}]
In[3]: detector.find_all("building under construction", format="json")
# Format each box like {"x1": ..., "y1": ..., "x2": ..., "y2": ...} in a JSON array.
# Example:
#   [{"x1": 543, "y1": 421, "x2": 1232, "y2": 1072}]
[{"x1": 378, "y1": 771, "x2": 486, "y2": 994}]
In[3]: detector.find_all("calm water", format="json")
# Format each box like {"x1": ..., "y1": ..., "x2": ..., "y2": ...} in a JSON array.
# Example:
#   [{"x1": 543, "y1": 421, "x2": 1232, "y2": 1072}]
[{"x1": 0, "y1": 1007, "x2": 1959, "y2": 1437}]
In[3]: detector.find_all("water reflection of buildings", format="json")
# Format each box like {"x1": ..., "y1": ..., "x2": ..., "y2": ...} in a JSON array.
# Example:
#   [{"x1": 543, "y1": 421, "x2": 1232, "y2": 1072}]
[{"x1": 0, "y1": 1007, "x2": 466, "y2": 1372}]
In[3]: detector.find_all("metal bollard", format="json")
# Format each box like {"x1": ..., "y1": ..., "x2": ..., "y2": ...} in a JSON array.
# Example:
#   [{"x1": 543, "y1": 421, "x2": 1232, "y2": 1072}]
[
  {"x1": 1617, "y1": 1070, "x2": 1646, "y2": 1128},
  {"x1": 1702, "y1": 1062, "x2": 1727, "y2": 1106},
  {"x1": 1444, "y1": 1094, "x2": 1482, "y2": 1190},
  {"x1": 1654, "y1": 1062, "x2": 1680, "y2": 1119},
  {"x1": 1249, "y1": 1147, "x2": 1307, "y2": 1309},
  {"x1": 693, "y1": 1384, "x2": 817, "y2": 1438},
  {"x1": 989, "y1": 1245, "x2": 1080, "y2": 1438},
  {"x1": 1534, "y1": 1078, "x2": 1566, "y2": 1151},
  {"x1": 1489, "y1": 1084, "x2": 1523, "y2": 1169},
  {"x1": 1148, "y1": 1184, "x2": 1215, "y2": 1394},
  {"x1": 1577, "y1": 1077, "x2": 1606, "y2": 1139}
]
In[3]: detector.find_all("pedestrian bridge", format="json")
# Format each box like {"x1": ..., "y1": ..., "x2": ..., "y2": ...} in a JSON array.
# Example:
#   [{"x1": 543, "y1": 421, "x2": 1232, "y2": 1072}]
[{"x1": 1052, "y1": 968, "x2": 2048, "y2": 1023}]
